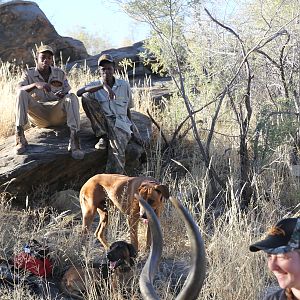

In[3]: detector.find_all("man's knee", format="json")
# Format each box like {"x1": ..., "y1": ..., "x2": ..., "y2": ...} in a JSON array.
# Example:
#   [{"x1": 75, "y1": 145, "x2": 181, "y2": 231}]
[
  {"x1": 81, "y1": 96, "x2": 103, "y2": 119},
  {"x1": 81, "y1": 94, "x2": 94, "y2": 109},
  {"x1": 17, "y1": 89, "x2": 26, "y2": 97},
  {"x1": 64, "y1": 93, "x2": 79, "y2": 105},
  {"x1": 17, "y1": 89, "x2": 30, "y2": 101}
]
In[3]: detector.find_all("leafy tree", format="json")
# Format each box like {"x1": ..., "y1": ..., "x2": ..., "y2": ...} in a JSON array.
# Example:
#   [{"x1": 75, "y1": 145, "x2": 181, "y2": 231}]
[
  {"x1": 66, "y1": 26, "x2": 113, "y2": 55},
  {"x1": 114, "y1": 0, "x2": 300, "y2": 207}
]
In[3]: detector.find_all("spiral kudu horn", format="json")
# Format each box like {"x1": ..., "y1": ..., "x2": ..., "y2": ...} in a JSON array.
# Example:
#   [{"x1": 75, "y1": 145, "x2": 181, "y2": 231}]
[
  {"x1": 137, "y1": 194, "x2": 163, "y2": 300},
  {"x1": 138, "y1": 195, "x2": 206, "y2": 300},
  {"x1": 170, "y1": 197, "x2": 206, "y2": 300}
]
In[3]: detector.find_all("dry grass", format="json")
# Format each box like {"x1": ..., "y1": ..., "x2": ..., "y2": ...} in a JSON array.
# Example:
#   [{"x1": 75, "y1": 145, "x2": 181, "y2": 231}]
[
  {"x1": 0, "y1": 61, "x2": 300, "y2": 299},
  {"x1": 0, "y1": 181, "x2": 298, "y2": 299},
  {"x1": 0, "y1": 62, "x2": 22, "y2": 139}
]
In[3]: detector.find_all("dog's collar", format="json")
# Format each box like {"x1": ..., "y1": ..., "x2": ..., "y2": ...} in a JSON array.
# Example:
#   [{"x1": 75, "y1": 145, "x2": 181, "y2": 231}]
[
  {"x1": 118, "y1": 265, "x2": 131, "y2": 273},
  {"x1": 116, "y1": 259, "x2": 132, "y2": 273}
]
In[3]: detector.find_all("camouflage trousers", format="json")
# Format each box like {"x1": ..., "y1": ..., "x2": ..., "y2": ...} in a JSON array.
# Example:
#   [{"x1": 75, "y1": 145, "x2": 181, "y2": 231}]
[{"x1": 81, "y1": 95, "x2": 131, "y2": 174}]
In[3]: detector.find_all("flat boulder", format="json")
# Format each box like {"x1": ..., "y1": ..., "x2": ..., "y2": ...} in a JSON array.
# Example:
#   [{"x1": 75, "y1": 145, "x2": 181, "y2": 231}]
[{"x1": 0, "y1": 111, "x2": 151, "y2": 206}]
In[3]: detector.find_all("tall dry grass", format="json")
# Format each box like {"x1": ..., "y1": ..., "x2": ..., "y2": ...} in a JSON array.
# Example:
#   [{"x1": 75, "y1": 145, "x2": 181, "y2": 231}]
[
  {"x1": 0, "y1": 61, "x2": 300, "y2": 299},
  {"x1": 1, "y1": 181, "x2": 298, "y2": 299},
  {"x1": 0, "y1": 62, "x2": 23, "y2": 139}
]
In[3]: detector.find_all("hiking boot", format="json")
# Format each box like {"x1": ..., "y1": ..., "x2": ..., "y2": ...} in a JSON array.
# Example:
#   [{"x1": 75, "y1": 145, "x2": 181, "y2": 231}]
[
  {"x1": 15, "y1": 126, "x2": 28, "y2": 155},
  {"x1": 95, "y1": 136, "x2": 107, "y2": 150},
  {"x1": 68, "y1": 130, "x2": 85, "y2": 160}
]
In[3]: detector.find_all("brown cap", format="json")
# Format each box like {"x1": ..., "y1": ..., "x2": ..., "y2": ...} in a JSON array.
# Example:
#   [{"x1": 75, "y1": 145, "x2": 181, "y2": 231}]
[
  {"x1": 37, "y1": 45, "x2": 54, "y2": 55},
  {"x1": 98, "y1": 53, "x2": 114, "y2": 66}
]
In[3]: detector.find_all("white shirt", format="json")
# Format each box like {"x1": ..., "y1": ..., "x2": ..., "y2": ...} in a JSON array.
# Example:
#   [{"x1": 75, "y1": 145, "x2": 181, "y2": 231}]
[{"x1": 86, "y1": 78, "x2": 133, "y2": 134}]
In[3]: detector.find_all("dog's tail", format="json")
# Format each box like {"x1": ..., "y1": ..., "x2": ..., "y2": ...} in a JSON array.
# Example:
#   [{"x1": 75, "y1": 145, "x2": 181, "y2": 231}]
[{"x1": 79, "y1": 189, "x2": 86, "y2": 206}]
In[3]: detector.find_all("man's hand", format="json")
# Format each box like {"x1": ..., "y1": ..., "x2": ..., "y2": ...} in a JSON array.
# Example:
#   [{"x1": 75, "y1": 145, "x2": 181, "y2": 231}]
[
  {"x1": 103, "y1": 82, "x2": 116, "y2": 100},
  {"x1": 54, "y1": 90, "x2": 65, "y2": 99},
  {"x1": 35, "y1": 82, "x2": 51, "y2": 92}
]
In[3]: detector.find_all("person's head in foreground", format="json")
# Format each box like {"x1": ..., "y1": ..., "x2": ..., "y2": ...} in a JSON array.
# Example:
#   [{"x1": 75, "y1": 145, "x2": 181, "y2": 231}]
[{"x1": 250, "y1": 217, "x2": 300, "y2": 300}]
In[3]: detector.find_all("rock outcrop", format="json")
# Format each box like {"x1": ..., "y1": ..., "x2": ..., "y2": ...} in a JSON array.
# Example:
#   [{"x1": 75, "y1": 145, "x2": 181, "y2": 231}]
[
  {"x1": 67, "y1": 41, "x2": 174, "y2": 102},
  {"x1": 67, "y1": 41, "x2": 152, "y2": 77},
  {"x1": 0, "y1": 111, "x2": 151, "y2": 206},
  {"x1": 0, "y1": 1, "x2": 88, "y2": 66}
]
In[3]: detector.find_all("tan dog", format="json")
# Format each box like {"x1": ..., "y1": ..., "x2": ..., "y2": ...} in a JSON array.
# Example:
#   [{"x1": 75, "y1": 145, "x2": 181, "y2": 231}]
[
  {"x1": 80, "y1": 174, "x2": 170, "y2": 250},
  {"x1": 61, "y1": 240, "x2": 137, "y2": 299}
]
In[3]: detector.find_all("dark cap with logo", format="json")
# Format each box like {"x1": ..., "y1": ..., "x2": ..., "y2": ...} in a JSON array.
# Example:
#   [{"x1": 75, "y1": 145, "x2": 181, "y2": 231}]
[
  {"x1": 98, "y1": 54, "x2": 114, "y2": 66},
  {"x1": 249, "y1": 217, "x2": 300, "y2": 254}
]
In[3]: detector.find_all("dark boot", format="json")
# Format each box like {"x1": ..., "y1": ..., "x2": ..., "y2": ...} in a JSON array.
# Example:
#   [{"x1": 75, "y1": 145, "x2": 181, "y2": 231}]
[
  {"x1": 68, "y1": 130, "x2": 84, "y2": 160},
  {"x1": 15, "y1": 126, "x2": 28, "y2": 155}
]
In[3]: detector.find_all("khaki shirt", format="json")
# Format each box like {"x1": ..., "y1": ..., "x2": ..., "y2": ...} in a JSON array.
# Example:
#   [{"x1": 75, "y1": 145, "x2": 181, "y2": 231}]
[
  {"x1": 18, "y1": 66, "x2": 71, "y2": 102},
  {"x1": 86, "y1": 78, "x2": 133, "y2": 134}
]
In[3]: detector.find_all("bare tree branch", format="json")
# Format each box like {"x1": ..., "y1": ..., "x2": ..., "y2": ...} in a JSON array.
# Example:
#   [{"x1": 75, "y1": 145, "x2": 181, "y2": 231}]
[
  {"x1": 169, "y1": 97, "x2": 220, "y2": 147},
  {"x1": 279, "y1": 32, "x2": 291, "y2": 98},
  {"x1": 206, "y1": 89, "x2": 227, "y2": 154},
  {"x1": 205, "y1": 7, "x2": 255, "y2": 208},
  {"x1": 146, "y1": 109, "x2": 169, "y2": 146},
  {"x1": 255, "y1": 49, "x2": 280, "y2": 68}
]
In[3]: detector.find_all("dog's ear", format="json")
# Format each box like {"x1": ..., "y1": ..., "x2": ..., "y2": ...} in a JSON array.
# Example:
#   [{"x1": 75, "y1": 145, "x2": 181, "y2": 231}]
[
  {"x1": 155, "y1": 184, "x2": 170, "y2": 199},
  {"x1": 127, "y1": 243, "x2": 137, "y2": 258},
  {"x1": 138, "y1": 183, "x2": 147, "y2": 194}
]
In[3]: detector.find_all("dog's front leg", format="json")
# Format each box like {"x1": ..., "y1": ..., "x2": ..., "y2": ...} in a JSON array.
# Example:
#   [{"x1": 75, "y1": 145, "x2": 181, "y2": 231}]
[
  {"x1": 146, "y1": 210, "x2": 160, "y2": 250},
  {"x1": 95, "y1": 208, "x2": 109, "y2": 249},
  {"x1": 128, "y1": 213, "x2": 139, "y2": 251}
]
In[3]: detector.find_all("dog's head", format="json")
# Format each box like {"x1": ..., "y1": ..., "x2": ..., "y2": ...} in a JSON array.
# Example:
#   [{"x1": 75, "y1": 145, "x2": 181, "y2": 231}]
[
  {"x1": 106, "y1": 241, "x2": 137, "y2": 271},
  {"x1": 138, "y1": 181, "x2": 169, "y2": 220}
]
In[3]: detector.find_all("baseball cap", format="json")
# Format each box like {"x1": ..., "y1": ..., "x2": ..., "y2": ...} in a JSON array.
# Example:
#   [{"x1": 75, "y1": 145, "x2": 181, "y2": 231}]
[
  {"x1": 37, "y1": 45, "x2": 54, "y2": 55},
  {"x1": 249, "y1": 218, "x2": 300, "y2": 254},
  {"x1": 98, "y1": 53, "x2": 114, "y2": 66}
]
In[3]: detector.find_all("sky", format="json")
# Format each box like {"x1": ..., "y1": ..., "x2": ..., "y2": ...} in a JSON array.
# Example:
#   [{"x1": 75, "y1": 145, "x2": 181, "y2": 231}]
[{"x1": 34, "y1": 0, "x2": 150, "y2": 47}]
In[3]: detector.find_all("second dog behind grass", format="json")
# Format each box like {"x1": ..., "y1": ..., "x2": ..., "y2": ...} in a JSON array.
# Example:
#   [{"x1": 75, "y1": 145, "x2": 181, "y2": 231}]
[{"x1": 60, "y1": 240, "x2": 137, "y2": 299}]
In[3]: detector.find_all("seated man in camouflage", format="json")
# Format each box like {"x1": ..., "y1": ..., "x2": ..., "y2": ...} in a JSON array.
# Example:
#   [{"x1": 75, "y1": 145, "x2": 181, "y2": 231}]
[
  {"x1": 15, "y1": 44, "x2": 84, "y2": 160},
  {"x1": 76, "y1": 54, "x2": 133, "y2": 173}
]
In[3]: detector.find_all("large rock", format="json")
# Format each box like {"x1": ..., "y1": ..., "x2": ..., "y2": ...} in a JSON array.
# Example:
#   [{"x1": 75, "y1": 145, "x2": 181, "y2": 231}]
[
  {"x1": 67, "y1": 41, "x2": 152, "y2": 77},
  {"x1": 0, "y1": 111, "x2": 151, "y2": 206},
  {"x1": 67, "y1": 41, "x2": 174, "y2": 102},
  {"x1": 0, "y1": 1, "x2": 88, "y2": 65}
]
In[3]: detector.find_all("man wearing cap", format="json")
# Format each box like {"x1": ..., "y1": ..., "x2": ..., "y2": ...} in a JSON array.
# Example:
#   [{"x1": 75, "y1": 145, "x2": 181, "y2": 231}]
[
  {"x1": 15, "y1": 44, "x2": 84, "y2": 160},
  {"x1": 250, "y1": 217, "x2": 300, "y2": 300},
  {"x1": 76, "y1": 53, "x2": 133, "y2": 173}
]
